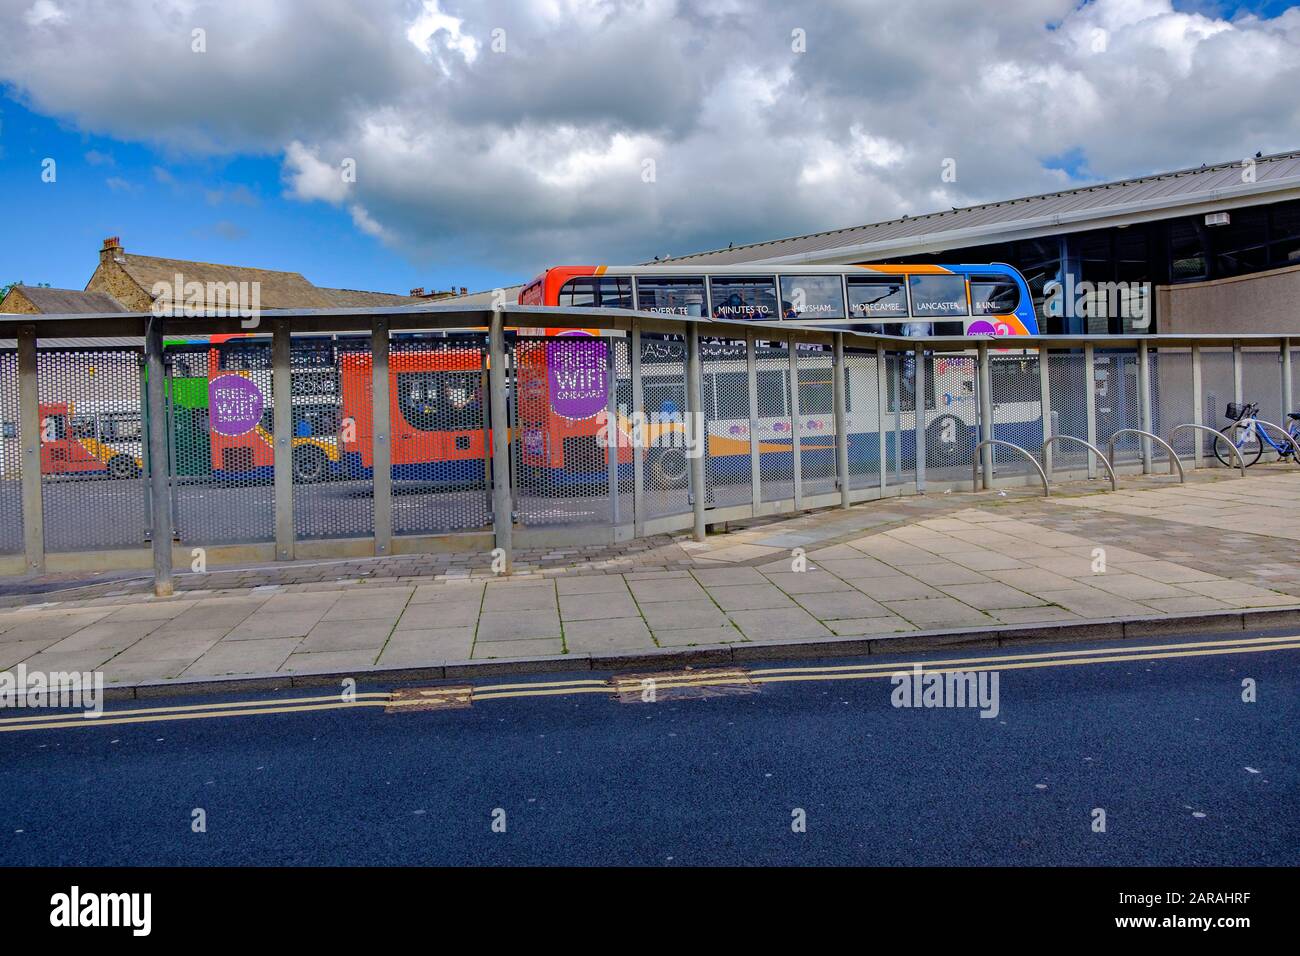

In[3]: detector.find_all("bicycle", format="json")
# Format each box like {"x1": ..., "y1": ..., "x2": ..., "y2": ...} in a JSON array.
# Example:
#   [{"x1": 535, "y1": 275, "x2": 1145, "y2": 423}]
[{"x1": 1212, "y1": 401, "x2": 1300, "y2": 467}]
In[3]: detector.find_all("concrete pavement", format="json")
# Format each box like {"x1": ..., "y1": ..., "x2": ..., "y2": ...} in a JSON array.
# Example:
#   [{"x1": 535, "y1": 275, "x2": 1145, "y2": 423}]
[{"x1": 1, "y1": 468, "x2": 1298, "y2": 689}]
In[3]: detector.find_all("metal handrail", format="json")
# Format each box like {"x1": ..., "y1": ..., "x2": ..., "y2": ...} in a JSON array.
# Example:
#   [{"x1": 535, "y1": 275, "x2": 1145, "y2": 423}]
[
  {"x1": 1041, "y1": 436, "x2": 1116, "y2": 491},
  {"x1": 971, "y1": 439, "x2": 1050, "y2": 497},
  {"x1": 1168, "y1": 423, "x2": 1246, "y2": 477},
  {"x1": 1106, "y1": 428, "x2": 1185, "y2": 483}
]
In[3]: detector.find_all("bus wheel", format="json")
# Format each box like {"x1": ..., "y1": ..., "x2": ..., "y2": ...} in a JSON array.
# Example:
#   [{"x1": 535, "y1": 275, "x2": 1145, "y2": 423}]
[
  {"x1": 108, "y1": 455, "x2": 140, "y2": 480},
  {"x1": 293, "y1": 446, "x2": 329, "y2": 483},
  {"x1": 925, "y1": 414, "x2": 973, "y2": 467},
  {"x1": 649, "y1": 447, "x2": 690, "y2": 488}
]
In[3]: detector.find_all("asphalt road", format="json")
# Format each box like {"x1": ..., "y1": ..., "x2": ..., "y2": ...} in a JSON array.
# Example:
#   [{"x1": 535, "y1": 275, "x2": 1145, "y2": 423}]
[{"x1": 1, "y1": 630, "x2": 1296, "y2": 866}]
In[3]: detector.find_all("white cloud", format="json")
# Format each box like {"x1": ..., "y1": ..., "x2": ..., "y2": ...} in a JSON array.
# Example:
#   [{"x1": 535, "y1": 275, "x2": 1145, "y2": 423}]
[{"x1": 2, "y1": 0, "x2": 1299, "y2": 271}]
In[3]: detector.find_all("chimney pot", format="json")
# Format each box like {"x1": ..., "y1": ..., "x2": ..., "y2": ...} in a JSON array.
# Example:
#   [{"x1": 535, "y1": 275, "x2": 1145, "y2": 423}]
[{"x1": 460, "y1": 287, "x2": 467, "y2": 296}]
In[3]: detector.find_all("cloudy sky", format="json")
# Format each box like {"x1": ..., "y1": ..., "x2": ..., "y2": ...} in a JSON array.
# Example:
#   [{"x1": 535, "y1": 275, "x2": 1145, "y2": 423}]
[{"x1": 1, "y1": 0, "x2": 1298, "y2": 295}]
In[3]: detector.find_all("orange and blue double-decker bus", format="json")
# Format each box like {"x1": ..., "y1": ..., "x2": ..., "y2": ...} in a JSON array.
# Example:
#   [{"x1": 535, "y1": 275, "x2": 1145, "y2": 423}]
[{"x1": 514, "y1": 263, "x2": 1039, "y2": 486}]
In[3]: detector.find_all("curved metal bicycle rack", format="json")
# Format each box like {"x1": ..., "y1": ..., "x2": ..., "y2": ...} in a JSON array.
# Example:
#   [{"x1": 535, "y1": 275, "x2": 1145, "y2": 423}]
[
  {"x1": 1249, "y1": 418, "x2": 1300, "y2": 456},
  {"x1": 971, "y1": 439, "x2": 1050, "y2": 497},
  {"x1": 1168, "y1": 423, "x2": 1246, "y2": 477},
  {"x1": 1040, "y1": 436, "x2": 1117, "y2": 491},
  {"x1": 1106, "y1": 429, "x2": 1185, "y2": 483}
]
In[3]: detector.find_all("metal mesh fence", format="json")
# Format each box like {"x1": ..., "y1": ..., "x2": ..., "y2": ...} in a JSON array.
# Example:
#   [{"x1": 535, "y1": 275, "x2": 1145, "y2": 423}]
[
  {"x1": 796, "y1": 341, "x2": 838, "y2": 498},
  {"x1": 702, "y1": 338, "x2": 752, "y2": 510},
  {"x1": 927, "y1": 352, "x2": 978, "y2": 482},
  {"x1": 1045, "y1": 350, "x2": 1093, "y2": 473},
  {"x1": 387, "y1": 334, "x2": 491, "y2": 536},
  {"x1": 0, "y1": 350, "x2": 22, "y2": 554},
  {"x1": 1151, "y1": 348, "x2": 1195, "y2": 459},
  {"x1": 844, "y1": 346, "x2": 880, "y2": 492},
  {"x1": 1199, "y1": 347, "x2": 1237, "y2": 461},
  {"x1": 1093, "y1": 349, "x2": 1142, "y2": 464},
  {"x1": 514, "y1": 333, "x2": 615, "y2": 527},
  {"x1": 986, "y1": 351, "x2": 1041, "y2": 478},
  {"x1": 292, "y1": 335, "x2": 373, "y2": 540},
  {"x1": 171, "y1": 340, "x2": 275, "y2": 545},
  {"x1": 38, "y1": 348, "x2": 147, "y2": 552},
  {"x1": 637, "y1": 334, "x2": 690, "y2": 522},
  {"x1": 882, "y1": 351, "x2": 913, "y2": 489},
  {"x1": 756, "y1": 340, "x2": 793, "y2": 503},
  {"x1": 1242, "y1": 348, "x2": 1285, "y2": 453}
]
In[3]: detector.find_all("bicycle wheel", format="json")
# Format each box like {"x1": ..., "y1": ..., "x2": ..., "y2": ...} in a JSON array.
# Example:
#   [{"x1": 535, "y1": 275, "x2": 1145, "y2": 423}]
[{"x1": 1213, "y1": 423, "x2": 1263, "y2": 468}]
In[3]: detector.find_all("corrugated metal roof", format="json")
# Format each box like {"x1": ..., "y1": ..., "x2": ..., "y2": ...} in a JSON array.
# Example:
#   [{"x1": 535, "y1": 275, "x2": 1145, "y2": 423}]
[{"x1": 667, "y1": 149, "x2": 1300, "y2": 265}]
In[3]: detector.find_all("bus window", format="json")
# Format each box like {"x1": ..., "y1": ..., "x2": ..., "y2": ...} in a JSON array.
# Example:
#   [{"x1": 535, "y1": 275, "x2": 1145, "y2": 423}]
[
  {"x1": 797, "y1": 366, "x2": 834, "y2": 413},
  {"x1": 710, "y1": 276, "x2": 778, "y2": 321},
  {"x1": 779, "y1": 275, "x2": 845, "y2": 320},
  {"x1": 886, "y1": 355, "x2": 937, "y2": 414},
  {"x1": 970, "y1": 275, "x2": 1021, "y2": 315},
  {"x1": 846, "y1": 277, "x2": 908, "y2": 325},
  {"x1": 756, "y1": 369, "x2": 787, "y2": 417},
  {"x1": 396, "y1": 371, "x2": 483, "y2": 431},
  {"x1": 101, "y1": 412, "x2": 141, "y2": 442},
  {"x1": 636, "y1": 277, "x2": 707, "y2": 317},
  {"x1": 908, "y1": 275, "x2": 968, "y2": 317},
  {"x1": 559, "y1": 276, "x2": 633, "y2": 309},
  {"x1": 69, "y1": 415, "x2": 98, "y2": 439}
]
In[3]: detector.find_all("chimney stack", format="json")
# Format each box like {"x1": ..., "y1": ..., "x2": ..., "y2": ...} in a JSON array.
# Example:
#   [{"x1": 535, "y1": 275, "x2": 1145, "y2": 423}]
[
  {"x1": 409, "y1": 287, "x2": 425, "y2": 297},
  {"x1": 460, "y1": 287, "x2": 467, "y2": 296},
  {"x1": 101, "y1": 236, "x2": 123, "y2": 264}
]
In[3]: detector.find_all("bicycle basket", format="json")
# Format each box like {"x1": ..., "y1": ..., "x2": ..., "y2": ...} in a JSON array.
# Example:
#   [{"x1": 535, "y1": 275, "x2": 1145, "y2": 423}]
[{"x1": 1225, "y1": 402, "x2": 1248, "y2": 420}]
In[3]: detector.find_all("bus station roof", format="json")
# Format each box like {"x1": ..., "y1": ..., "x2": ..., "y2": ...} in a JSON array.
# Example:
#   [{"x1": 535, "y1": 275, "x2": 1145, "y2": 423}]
[{"x1": 666, "y1": 149, "x2": 1300, "y2": 266}]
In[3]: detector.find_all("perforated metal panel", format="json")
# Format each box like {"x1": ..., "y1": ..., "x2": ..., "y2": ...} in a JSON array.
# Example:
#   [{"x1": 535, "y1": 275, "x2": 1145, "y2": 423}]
[
  {"x1": 1093, "y1": 350, "x2": 1142, "y2": 464},
  {"x1": 882, "y1": 351, "x2": 913, "y2": 489},
  {"x1": 701, "y1": 338, "x2": 753, "y2": 510},
  {"x1": 1150, "y1": 349, "x2": 1195, "y2": 459},
  {"x1": 755, "y1": 339, "x2": 794, "y2": 503},
  {"x1": 170, "y1": 340, "x2": 275, "y2": 545},
  {"x1": 1046, "y1": 350, "x2": 1092, "y2": 473},
  {"x1": 843, "y1": 346, "x2": 881, "y2": 492},
  {"x1": 927, "y1": 352, "x2": 978, "y2": 483},
  {"x1": 38, "y1": 348, "x2": 146, "y2": 552},
  {"x1": 795, "y1": 342, "x2": 838, "y2": 498},
  {"x1": 513, "y1": 333, "x2": 617, "y2": 527},
  {"x1": 1199, "y1": 347, "x2": 1237, "y2": 460},
  {"x1": 985, "y1": 351, "x2": 1041, "y2": 478},
  {"x1": 291, "y1": 335, "x2": 373, "y2": 540},
  {"x1": 0, "y1": 350, "x2": 22, "y2": 554},
  {"x1": 1241, "y1": 348, "x2": 1285, "y2": 454},
  {"x1": 637, "y1": 334, "x2": 691, "y2": 521},
  {"x1": 388, "y1": 333, "x2": 491, "y2": 536}
]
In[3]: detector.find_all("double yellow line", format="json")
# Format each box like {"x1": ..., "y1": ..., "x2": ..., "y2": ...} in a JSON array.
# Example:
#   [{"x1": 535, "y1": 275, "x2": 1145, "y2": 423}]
[{"x1": 1, "y1": 634, "x2": 1295, "y2": 734}]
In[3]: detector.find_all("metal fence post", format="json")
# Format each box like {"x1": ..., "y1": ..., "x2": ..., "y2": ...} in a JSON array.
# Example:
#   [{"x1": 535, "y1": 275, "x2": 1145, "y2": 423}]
[
  {"x1": 272, "y1": 321, "x2": 294, "y2": 561},
  {"x1": 488, "y1": 309, "x2": 513, "y2": 572},
  {"x1": 1138, "y1": 339, "x2": 1153, "y2": 474},
  {"x1": 788, "y1": 334, "x2": 803, "y2": 509},
  {"x1": 686, "y1": 321, "x2": 706, "y2": 541},
  {"x1": 1038, "y1": 344, "x2": 1052, "y2": 475},
  {"x1": 17, "y1": 325, "x2": 44, "y2": 574},
  {"x1": 631, "y1": 319, "x2": 645, "y2": 537},
  {"x1": 1084, "y1": 342, "x2": 1098, "y2": 480},
  {"x1": 606, "y1": 334, "x2": 620, "y2": 527},
  {"x1": 144, "y1": 314, "x2": 173, "y2": 595},
  {"x1": 977, "y1": 342, "x2": 993, "y2": 490},
  {"x1": 876, "y1": 343, "x2": 887, "y2": 493},
  {"x1": 1191, "y1": 343, "x2": 1204, "y2": 469},
  {"x1": 833, "y1": 333, "x2": 850, "y2": 509},
  {"x1": 746, "y1": 329, "x2": 761, "y2": 511},
  {"x1": 913, "y1": 344, "x2": 927, "y2": 492},
  {"x1": 1232, "y1": 340, "x2": 1243, "y2": 406},
  {"x1": 371, "y1": 318, "x2": 392, "y2": 557},
  {"x1": 1283, "y1": 339, "x2": 1294, "y2": 424}
]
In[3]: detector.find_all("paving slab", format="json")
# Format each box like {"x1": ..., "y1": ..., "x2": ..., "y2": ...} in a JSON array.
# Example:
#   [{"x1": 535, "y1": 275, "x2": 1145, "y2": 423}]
[
  {"x1": 395, "y1": 601, "x2": 482, "y2": 630},
  {"x1": 474, "y1": 609, "x2": 562, "y2": 641},
  {"x1": 728, "y1": 607, "x2": 834, "y2": 641},
  {"x1": 559, "y1": 592, "x2": 641, "y2": 621},
  {"x1": 793, "y1": 590, "x2": 893, "y2": 620},
  {"x1": 705, "y1": 584, "x2": 795, "y2": 611},
  {"x1": 882, "y1": 597, "x2": 994, "y2": 628},
  {"x1": 651, "y1": 624, "x2": 744, "y2": 645},
  {"x1": 473, "y1": 638, "x2": 565, "y2": 659},
  {"x1": 562, "y1": 617, "x2": 656, "y2": 652},
  {"x1": 639, "y1": 600, "x2": 729, "y2": 630}
]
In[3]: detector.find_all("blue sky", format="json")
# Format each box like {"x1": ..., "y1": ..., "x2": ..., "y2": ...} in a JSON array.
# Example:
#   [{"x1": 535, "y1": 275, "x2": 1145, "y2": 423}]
[
  {"x1": 0, "y1": 98, "x2": 518, "y2": 295},
  {"x1": 2, "y1": 0, "x2": 1298, "y2": 298}
]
